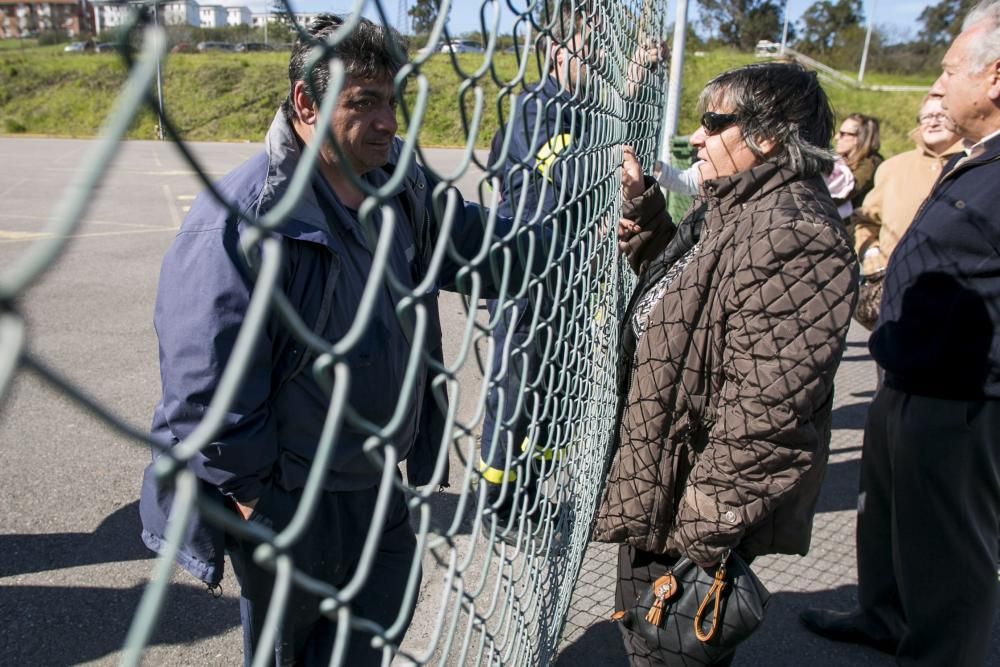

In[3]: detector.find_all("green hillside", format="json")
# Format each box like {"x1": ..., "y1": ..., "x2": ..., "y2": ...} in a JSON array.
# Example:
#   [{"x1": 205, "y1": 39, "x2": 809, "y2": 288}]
[{"x1": 0, "y1": 46, "x2": 936, "y2": 157}]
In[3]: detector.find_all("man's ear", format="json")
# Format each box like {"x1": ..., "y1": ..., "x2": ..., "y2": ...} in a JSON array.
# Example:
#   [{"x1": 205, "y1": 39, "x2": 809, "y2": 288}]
[
  {"x1": 987, "y1": 58, "x2": 1000, "y2": 102},
  {"x1": 551, "y1": 40, "x2": 566, "y2": 72},
  {"x1": 292, "y1": 81, "x2": 318, "y2": 125}
]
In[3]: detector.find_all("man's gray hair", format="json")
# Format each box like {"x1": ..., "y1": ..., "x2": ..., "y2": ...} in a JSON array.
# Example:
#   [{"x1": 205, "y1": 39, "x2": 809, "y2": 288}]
[
  {"x1": 962, "y1": 0, "x2": 1000, "y2": 73},
  {"x1": 698, "y1": 62, "x2": 835, "y2": 178}
]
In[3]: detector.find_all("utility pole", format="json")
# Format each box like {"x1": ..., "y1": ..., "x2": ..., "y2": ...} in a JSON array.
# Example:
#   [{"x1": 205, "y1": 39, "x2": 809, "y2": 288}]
[
  {"x1": 780, "y1": 0, "x2": 790, "y2": 54},
  {"x1": 858, "y1": 0, "x2": 877, "y2": 83},
  {"x1": 397, "y1": 0, "x2": 408, "y2": 33},
  {"x1": 661, "y1": 0, "x2": 689, "y2": 149},
  {"x1": 153, "y1": 0, "x2": 164, "y2": 140}
]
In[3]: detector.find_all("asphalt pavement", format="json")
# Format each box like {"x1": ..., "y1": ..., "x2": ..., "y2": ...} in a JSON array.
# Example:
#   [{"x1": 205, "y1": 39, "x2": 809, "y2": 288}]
[{"x1": 0, "y1": 137, "x2": 997, "y2": 666}]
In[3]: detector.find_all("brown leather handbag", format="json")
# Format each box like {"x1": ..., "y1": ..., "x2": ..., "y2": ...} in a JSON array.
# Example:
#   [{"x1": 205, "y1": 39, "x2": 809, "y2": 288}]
[{"x1": 613, "y1": 551, "x2": 770, "y2": 666}]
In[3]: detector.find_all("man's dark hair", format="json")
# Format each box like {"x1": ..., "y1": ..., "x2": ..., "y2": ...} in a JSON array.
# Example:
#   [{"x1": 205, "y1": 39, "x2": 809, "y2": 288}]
[
  {"x1": 698, "y1": 62, "x2": 836, "y2": 178},
  {"x1": 282, "y1": 14, "x2": 408, "y2": 122}
]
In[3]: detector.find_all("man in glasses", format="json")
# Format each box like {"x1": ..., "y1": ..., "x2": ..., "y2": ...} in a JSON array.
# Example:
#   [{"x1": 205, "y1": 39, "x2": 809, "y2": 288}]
[
  {"x1": 801, "y1": 2, "x2": 1000, "y2": 664},
  {"x1": 848, "y1": 94, "x2": 963, "y2": 332}
]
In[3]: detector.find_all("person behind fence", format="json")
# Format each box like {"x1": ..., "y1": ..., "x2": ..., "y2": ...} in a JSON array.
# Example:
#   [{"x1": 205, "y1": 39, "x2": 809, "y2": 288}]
[
  {"x1": 596, "y1": 62, "x2": 858, "y2": 666},
  {"x1": 139, "y1": 15, "x2": 554, "y2": 666},
  {"x1": 848, "y1": 93, "x2": 962, "y2": 332},
  {"x1": 800, "y1": 3, "x2": 1000, "y2": 665},
  {"x1": 478, "y1": 3, "x2": 666, "y2": 544},
  {"x1": 477, "y1": 1, "x2": 591, "y2": 544},
  {"x1": 835, "y1": 112, "x2": 883, "y2": 210}
]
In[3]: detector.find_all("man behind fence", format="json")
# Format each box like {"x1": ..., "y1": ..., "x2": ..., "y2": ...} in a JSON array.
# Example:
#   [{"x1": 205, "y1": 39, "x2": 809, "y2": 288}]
[
  {"x1": 800, "y1": 2, "x2": 1000, "y2": 664},
  {"x1": 139, "y1": 15, "x2": 552, "y2": 666},
  {"x1": 478, "y1": 2, "x2": 591, "y2": 542}
]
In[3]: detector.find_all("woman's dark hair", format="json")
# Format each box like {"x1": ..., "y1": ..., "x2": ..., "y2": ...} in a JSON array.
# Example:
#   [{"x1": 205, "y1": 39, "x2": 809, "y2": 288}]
[
  {"x1": 281, "y1": 14, "x2": 408, "y2": 122},
  {"x1": 697, "y1": 62, "x2": 836, "y2": 178}
]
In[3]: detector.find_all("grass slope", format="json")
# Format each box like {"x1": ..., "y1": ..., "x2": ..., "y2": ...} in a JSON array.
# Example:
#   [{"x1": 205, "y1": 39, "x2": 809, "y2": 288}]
[{"x1": 0, "y1": 46, "x2": 936, "y2": 157}]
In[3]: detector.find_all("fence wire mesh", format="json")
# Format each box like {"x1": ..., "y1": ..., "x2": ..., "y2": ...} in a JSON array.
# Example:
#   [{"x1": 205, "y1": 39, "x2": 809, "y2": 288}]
[{"x1": 0, "y1": 0, "x2": 670, "y2": 664}]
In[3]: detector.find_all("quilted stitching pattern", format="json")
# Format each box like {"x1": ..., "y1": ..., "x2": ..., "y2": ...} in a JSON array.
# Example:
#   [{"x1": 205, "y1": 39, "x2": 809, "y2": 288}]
[{"x1": 595, "y1": 163, "x2": 859, "y2": 566}]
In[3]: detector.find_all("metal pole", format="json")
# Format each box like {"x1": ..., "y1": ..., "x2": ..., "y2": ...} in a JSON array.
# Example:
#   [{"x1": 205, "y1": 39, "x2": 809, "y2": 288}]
[
  {"x1": 858, "y1": 0, "x2": 876, "y2": 83},
  {"x1": 153, "y1": 0, "x2": 164, "y2": 140},
  {"x1": 659, "y1": 0, "x2": 688, "y2": 163},
  {"x1": 780, "y1": 0, "x2": 789, "y2": 54}
]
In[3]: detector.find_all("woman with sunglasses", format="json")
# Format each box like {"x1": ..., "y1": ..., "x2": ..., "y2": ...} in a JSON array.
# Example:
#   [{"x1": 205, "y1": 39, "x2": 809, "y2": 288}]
[
  {"x1": 596, "y1": 62, "x2": 859, "y2": 666},
  {"x1": 835, "y1": 112, "x2": 884, "y2": 209}
]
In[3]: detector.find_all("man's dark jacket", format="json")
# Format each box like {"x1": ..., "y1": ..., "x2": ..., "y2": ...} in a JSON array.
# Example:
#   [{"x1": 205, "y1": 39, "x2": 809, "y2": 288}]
[
  {"x1": 871, "y1": 133, "x2": 1000, "y2": 399},
  {"x1": 140, "y1": 113, "x2": 548, "y2": 586}
]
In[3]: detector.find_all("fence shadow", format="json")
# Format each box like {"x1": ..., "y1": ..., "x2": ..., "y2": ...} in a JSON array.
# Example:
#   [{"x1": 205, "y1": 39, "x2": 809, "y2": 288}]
[
  {"x1": 0, "y1": 582, "x2": 240, "y2": 665},
  {"x1": 0, "y1": 501, "x2": 152, "y2": 578}
]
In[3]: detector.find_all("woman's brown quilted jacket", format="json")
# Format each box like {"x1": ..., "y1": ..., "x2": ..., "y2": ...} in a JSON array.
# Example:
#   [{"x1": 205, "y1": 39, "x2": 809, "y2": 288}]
[{"x1": 594, "y1": 161, "x2": 859, "y2": 566}]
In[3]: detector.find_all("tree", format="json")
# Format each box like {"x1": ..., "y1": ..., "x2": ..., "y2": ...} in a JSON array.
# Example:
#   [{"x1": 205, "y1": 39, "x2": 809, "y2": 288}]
[
  {"x1": 917, "y1": 0, "x2": 977, "y2": 48},
  {"x1": 409, "y1": 0, "x2": 444, "y2": 35},
  {"x1": 797, "y1": 0, "x2": 863, "y2": 54},
  {"x1": 697, "y1": 0, "x2": 784, "y2": 51}
]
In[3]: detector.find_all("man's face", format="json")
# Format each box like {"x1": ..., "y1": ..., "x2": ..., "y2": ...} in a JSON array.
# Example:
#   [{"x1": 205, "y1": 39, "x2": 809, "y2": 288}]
[
  {"x1": 917, "y1": 98, "x2": 960, "y2": 152},
  {"x1": 323, "y1": 75, "x2": 398, "y2": 174},
  {"x1": 555, "y1": 31, "x2": 588, "y2": 92},
  {"x1": 931, "y1": 21, "x2": 1000, "y2": 143}
]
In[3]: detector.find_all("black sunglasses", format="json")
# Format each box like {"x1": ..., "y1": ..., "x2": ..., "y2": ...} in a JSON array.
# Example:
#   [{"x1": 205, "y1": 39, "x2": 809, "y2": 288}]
[{"x1": 701, "y1": 111, "x2": 739, "y2": 135}]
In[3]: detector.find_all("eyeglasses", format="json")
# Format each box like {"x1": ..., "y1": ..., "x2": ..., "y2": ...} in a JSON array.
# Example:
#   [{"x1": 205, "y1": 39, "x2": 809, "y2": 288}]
[
  {"x1": 918, "y1": 112, "x2": 949, "y2": 125},
  {"x1": 838, "y1": 130, "x2": 858, "y2": 138},
  {"x1": 701, "y1": 111, "x2": 739, "y2": 135}
]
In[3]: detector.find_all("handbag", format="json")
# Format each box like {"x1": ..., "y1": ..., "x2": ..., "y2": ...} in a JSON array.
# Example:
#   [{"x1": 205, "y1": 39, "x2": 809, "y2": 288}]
[
  {"x1": 613, "y1": 550, "x2": 770, "y2": 666},
  {"x1": 853, "y1": 269, "x2": 885, "y2": 331}
]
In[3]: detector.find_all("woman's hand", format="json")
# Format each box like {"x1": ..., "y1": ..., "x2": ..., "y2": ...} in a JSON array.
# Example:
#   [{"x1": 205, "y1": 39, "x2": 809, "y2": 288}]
[
  {"x1": 617, "y1": 218, "x2": 642, "y2": 254},
  {"x1": 621, "y1": 145, "x2": 644, "y2": 200}
]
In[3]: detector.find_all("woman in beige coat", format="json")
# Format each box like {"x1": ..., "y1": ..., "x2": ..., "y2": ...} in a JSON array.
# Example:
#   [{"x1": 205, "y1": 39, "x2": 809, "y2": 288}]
[{"x1": 598, "y1": 62, "x2": 858, "y2": 666}]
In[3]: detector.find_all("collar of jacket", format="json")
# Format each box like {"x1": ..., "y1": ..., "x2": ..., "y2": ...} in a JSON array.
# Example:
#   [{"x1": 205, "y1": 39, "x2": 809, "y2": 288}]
[
  {"x1": 257, "y1": 111, "x2": 406, "y2": 250},
  {"x1": 700, "y1": 160, "x2": 798, "y2": 213}
]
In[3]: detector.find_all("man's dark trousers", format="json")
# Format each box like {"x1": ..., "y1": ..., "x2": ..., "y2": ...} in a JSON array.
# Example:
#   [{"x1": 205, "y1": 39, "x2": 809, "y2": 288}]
[
  {"x1": 857, "y1": 385, "x2": 1000, "y2": 666},
  {"x1": 229, "y1": 483, "x2": 418, "y2": 666}
]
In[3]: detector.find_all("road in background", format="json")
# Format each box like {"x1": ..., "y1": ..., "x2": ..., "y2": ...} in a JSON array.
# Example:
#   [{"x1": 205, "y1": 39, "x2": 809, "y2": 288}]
[{"x1": 0, "y1": 138, "x2": 996, "y2": 666}]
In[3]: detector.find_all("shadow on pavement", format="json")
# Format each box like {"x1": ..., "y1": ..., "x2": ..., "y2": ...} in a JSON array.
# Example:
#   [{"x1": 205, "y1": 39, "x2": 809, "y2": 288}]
[
  {"x1": 0, "y1": 502, "x2": 152, "y2": 578},
  {"x1": 815, "y1": 457, "x2": 861, "y2": 514},
  {"x1": 830, "y1": 401, "x2": 870, "y2": 431},
  {"x1": 555, "y1": 619, "x2": 629, "y2": 666},
  {"x1": 555, "y1": 586, "x2": 892, "y2": 666},
  {"x1": 0, "y1": 581, "x2": 239, "y2": 665}
]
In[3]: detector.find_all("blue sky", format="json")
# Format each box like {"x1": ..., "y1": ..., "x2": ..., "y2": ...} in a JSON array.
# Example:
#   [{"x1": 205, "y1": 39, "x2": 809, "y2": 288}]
[{"x1": 253, "y1": 0, "x2": 932, "y2": 43}]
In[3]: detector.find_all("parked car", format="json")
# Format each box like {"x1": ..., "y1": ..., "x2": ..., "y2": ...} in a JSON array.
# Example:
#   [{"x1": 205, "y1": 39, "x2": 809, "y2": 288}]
[
  {"x1": 235, "y1": 42, "x2": 270, "y2": 52},
  {"x1": 439, "y1": 40, "x2": 483, "y2": 54},
  {"x1": 196, "y1": 41, "x2": 236, "y2": 53},
  {"x1": 63, "y1": 41, "x2": 93, "y2": 53},
  {"x1": 755, "y1": 39, "x2": 780, "y2": 57},
  {"x1": 170, "y1": 42, "x2": 196, "y2": 54}
]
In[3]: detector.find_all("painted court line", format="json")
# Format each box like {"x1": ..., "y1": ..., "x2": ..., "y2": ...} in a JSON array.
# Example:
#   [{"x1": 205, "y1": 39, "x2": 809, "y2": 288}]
[
  {"x1": 0, "y1": 213, "x2": 169, "y2": 230},
  {"x1": 0, "y1": 226, "x2": 179, "y2": 244}
]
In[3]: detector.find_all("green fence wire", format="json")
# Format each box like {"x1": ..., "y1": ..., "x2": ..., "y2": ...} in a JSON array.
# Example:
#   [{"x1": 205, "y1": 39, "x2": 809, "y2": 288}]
[{"x1": 0, "y1": 0, "x2": 669, "y2": 663}]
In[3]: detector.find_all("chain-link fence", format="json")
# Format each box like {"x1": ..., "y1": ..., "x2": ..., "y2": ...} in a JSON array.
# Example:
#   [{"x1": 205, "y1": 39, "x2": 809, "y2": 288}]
[{"x1": 0, "y1": 0, "x2": 669, "y2": 664}]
